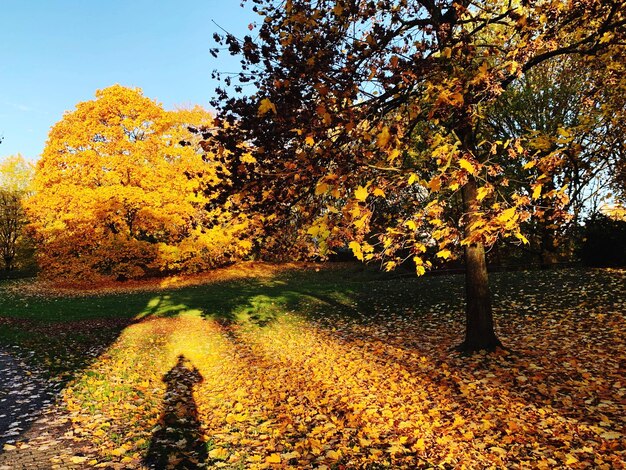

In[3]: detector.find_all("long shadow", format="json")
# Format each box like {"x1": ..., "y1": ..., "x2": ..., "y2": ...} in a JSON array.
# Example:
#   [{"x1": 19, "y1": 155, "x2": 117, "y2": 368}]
[
  {"x1": 0, "y1": 273, "x2": 310, "y2": 449},
  {"x1": 138, "y1": 267, "x2": 626, "y2": 467},
  {"x1": 209, "y1": 313, "x2": 470, "y2": 468},
  {"x1": 144, "y1": 355, "x2": 207, "y2": 470},
  {"x1": 7, "y1": 266, "x2": 618, "y2": 463},
  {"x1": 0, "y1": 267, "x2": 407, "y2": 456},
  {"x1": 201, "y1": 268, "x2": 625, "y2": 456},
  {"x1": 294, "y1": 267, "x2": 626, "y2": 456}
]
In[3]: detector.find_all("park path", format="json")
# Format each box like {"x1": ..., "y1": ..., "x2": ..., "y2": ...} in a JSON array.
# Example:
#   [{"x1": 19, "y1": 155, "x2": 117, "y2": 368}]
[
  {"x1": 0, "y1": 347, "x2": 99, "y2": 469},
  {"x1": 0, "y1": 347, "x2": 59, "y2": 445}
]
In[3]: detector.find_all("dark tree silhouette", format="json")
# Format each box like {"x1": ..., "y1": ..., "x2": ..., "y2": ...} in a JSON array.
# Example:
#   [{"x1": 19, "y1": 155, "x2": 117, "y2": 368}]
[{"x1": 211, "y1": 0, "x2": 626, "y2": 352}]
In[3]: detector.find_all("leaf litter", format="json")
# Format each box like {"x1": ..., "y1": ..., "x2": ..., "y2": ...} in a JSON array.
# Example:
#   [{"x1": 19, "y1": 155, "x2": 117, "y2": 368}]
[{"x1": 0, "y1": 266, "x2": 624, "y2": 469}]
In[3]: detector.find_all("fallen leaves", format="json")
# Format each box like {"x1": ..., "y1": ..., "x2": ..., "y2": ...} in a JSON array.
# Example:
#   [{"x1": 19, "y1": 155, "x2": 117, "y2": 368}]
[
  {"x1": 354, "y1": 185, "x2": 369, "y2": 202},
  {"x1": 265, "y1": 453, "x2": 281, "y2": 463},
  {"x1": 1, "y1": 267, "x2": 625, "y2": 468}
]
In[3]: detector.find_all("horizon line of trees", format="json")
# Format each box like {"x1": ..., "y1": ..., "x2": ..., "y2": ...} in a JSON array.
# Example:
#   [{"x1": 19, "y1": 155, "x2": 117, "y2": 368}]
[{"x1": 1, "y1": 72, "x2": 624, "y2": 276}]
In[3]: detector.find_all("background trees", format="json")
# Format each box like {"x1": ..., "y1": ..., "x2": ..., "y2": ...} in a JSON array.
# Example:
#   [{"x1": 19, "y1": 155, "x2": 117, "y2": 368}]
[
  {"x1": 27, "y1": 85, "x2": 253, "y2": 282},
  {"x1": 482, "y1": 56, "x2": 626, "y2": 267},
  {"x1": 0, "y1": 154, "x2": 34, "y2": 271},
  {"x1": 211, "y1": 0, "x2": 626, "y2": 351}
]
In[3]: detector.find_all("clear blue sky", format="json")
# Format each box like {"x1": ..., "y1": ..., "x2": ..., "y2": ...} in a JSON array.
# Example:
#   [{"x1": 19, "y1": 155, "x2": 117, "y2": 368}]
[{"x1": 0, "y1": 0, "x2": 258, "y2": 160}]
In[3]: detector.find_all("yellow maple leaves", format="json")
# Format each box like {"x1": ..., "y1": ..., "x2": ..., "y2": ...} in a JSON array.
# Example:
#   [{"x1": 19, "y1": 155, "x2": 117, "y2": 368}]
[
  {"x1": 27, "y1": 86, "x2": 254, "y2": 282},
  {"x1": 376, "y1": 126, "x2": 391, "y2": 148},
  {"x1": 265, "y1": 453, "x2": 281, "y2": 463},
  {"x1": 315, "y1": 181, "x2": 329, "y2": 195},
  {"x1": 258, "y1": 98, "x2": 277, "y2": 115},
  {"x1": 476, "y1": 185, "x2": 492, "y2": 201},
  {"x1": 458, "y1": 158, "x2": 476, "y2": 175},
  {"x1": 354, "y1": 185, "x2": 368, "y2": 202},
  {"x1": 208, "y1": 447, "x2": 230, "y2": 460}
]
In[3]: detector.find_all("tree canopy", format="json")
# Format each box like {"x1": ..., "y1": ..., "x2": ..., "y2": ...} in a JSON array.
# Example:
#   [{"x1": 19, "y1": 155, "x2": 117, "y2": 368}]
[
  {"x1": 27, "y1": 85, "x2": 254, "y2": 282},
  {"x1": 481, "y1": 55, "x2": 626, "y2": 265},
  {"x1": 211, "y1": 0, "x2": 626, "y2": 351},
  {"x1": 0, "y1": 154, "x2": 34, "y2": 271}
]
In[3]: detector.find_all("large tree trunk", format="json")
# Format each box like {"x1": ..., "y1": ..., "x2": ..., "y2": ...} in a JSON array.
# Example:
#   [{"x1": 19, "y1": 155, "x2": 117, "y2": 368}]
[{"x1": 456, "y1": 177, "x2": 503, "y2": 353}]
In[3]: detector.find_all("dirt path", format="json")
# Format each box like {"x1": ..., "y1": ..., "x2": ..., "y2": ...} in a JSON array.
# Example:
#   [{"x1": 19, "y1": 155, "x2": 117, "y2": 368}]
[
  {"x1": 0, "y1": 348, "x2": 99, "y2": 469},
  {"x1": 0, "y1": 347, "x2": 59, "y2": 445}
]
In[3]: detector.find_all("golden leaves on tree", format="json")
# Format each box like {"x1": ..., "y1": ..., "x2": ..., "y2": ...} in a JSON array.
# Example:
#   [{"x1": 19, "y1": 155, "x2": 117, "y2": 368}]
[{"x1": 27, "y1": 85, "x2": 253, "y2": 282}]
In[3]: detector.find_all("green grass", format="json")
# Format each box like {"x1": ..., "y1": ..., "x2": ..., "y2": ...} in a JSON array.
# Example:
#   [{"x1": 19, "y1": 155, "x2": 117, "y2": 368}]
[
  {"x1": 1, "y1": 264, "x2": 624, "y2": 380},
  {"x1": 2, "y1": 264, "x2": 625, "y2": 468}
]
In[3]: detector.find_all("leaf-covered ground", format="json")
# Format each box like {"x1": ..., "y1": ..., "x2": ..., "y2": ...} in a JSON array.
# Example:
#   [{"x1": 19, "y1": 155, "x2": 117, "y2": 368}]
[{"x1": 0, "y1": 264, "x2": 625, "y2": 469}]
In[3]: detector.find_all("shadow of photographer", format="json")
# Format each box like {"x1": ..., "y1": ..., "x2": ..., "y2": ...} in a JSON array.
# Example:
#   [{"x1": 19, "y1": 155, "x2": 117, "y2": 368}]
[{"x1": 144, "y1": 355, "x2": 207, "y2": 469}]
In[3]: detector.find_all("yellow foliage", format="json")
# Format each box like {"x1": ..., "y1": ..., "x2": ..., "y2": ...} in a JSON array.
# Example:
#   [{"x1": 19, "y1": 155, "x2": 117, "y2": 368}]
[
  {"x1": 266, "y1": 453, "x2": 281, "y2": 463},
  {"x1": 458, "y1": 158, "x2": 476, "y2": 175},
  {"x1": 476, "y1": 186, "x2": 491, "y2": 201},
  {"x1": 0, "y1": 154, "x2": 34, "y2": 270},
  {"x1": 26, "y1": 85, "x2": 253, "y2": 281},
  {"x1": 258, "y1": 98, "x2": 277, "y2": 116},
  {"x1": 354, "y1": 185, "x2": 369, "y2": 202},
  {"x1": 349, "y1": 241, "x2": 363, "y2": 261},
  {"x1": 376, "y1": 127, "x2": 391, "y2": 148}
]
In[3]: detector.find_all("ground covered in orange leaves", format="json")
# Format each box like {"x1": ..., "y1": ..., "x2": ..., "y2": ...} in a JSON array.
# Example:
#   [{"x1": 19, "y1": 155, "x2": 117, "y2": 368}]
[{"x1": 0, "y1": 265, "x2": 624, "y2": 469}]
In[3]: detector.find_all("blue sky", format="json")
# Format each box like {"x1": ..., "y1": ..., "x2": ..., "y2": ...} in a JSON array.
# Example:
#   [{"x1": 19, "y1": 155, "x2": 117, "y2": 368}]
[{"x1": 0, "y1": 0, "x2": 258, "y2": 160}]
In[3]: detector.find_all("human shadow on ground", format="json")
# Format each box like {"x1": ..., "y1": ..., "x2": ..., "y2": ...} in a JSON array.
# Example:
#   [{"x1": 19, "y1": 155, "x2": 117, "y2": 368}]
[{"x1": 144, "y1": 355, "x2": 207, "y2": 470}]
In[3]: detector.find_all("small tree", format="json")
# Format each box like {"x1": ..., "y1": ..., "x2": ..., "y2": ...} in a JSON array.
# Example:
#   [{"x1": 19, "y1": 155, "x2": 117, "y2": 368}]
[
  {"x1": 0, "y1": 154, "x2": 34, "y2": 271},
  {"x1": 482, "y1": 56, "x2": 626, "y2": 266}
]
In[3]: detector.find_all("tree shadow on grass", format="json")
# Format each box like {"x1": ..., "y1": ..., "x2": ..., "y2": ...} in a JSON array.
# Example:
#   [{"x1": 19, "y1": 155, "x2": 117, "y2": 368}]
[
  {"x1": 9, "y1": 266, "x2": 618, "y2": 465},
  {"x1": 144, "y1": 355, "x2": 207, "y2": 470},
  {"x1": 134, "y1": 267, "x2": 626, "y2": 468},
  {"x1": 294, "y1": 268, "x2": 626, "y2": 464},
  {"x1": 0, "y1": 288, "x2": 174, "y2": 448},
  {"x1": 200, "y1": 268, "x2": 625, "y2": 462}
]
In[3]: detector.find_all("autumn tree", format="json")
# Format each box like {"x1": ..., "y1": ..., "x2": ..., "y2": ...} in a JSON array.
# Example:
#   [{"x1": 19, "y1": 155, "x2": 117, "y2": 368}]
[
  {"x1": 481, "y1": 56, "x2": 626, "y2": 266},
  {"x1": 0, "y1": 154, "x2": 34, "y2": 271},
  {"x1": 211, "y1": 0, "x2": 626, "y2": 351},
  {"x1": 592, "y1": 37, "x2": 626, "y2": 201},
  {"x1": 27, "y1": 85, "x2": 253, "y2": 282}
]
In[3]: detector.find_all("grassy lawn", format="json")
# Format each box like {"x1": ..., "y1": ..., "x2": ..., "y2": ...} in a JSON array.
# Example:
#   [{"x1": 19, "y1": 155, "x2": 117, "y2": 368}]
[{"x1": 0, "y1": 264, "x2": 625, "y2": 468}]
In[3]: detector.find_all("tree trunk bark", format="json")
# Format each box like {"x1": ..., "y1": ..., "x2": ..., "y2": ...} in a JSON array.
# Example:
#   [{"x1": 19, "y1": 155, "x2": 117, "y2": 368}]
[
  {"x1": 456, "y1": 177, "x2": 503, "y2": 353},
  {"x1": 540, "y1": 236, "x2": 559, "y2": 269}
]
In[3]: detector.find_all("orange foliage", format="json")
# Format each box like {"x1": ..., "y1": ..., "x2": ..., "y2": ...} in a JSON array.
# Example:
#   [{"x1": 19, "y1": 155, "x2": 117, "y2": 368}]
[
  {"x1": 26, "y1": 85, "x2": 252, "y2": 282},
  {"x1": 55, "y1": 268, "x2": 626, "y2": 468}
]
